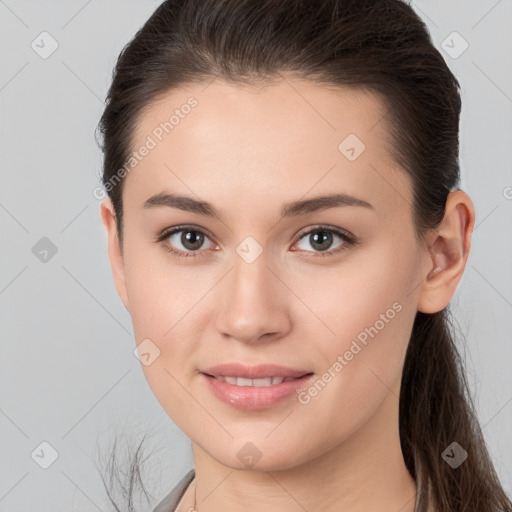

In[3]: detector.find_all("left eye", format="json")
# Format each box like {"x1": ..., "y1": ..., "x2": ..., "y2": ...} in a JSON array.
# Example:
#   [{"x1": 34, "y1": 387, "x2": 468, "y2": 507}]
[
  {"x1": 291, "y1": 227, "x2": 354, "y2": 256},
  {"x1": 160, "y1": 227, "x2": 215, "y2": 256}
]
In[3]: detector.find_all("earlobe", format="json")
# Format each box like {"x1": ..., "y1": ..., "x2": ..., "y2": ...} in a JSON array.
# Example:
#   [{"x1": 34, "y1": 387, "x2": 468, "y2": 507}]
[
  {"x1": 417, "y1": 190, "x2": 475, "y2": 314},
  {"x1": 99, "y1": 197, "x2": 130, "y2": 310}
]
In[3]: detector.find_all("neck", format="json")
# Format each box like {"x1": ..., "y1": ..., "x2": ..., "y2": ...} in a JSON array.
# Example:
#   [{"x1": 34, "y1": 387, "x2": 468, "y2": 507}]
[{"x1": 183, "y1": 391, "x2": 417, "y2": 512}]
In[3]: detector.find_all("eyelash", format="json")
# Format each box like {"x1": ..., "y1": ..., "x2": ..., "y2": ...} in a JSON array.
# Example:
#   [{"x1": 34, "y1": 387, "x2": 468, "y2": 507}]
[{"x1": 155, "y1": 224, "x2": 358, "y2": 259}]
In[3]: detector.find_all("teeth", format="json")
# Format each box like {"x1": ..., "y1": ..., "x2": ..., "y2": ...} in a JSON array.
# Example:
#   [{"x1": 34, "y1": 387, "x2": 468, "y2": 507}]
[{"x1": 214, "y1": 376, "x2": 299, "y2": 386}]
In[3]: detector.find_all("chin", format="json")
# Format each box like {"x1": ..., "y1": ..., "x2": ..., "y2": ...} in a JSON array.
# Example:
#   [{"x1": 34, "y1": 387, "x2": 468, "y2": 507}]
[{"x1": 202, "y1": 436, "x2": 313, "y2": 473}]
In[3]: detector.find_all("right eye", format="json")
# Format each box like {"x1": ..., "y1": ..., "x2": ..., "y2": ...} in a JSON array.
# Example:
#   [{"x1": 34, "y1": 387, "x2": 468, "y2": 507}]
[{"x1": 156, "y1": 226, "x2": 217, "y2": 258}]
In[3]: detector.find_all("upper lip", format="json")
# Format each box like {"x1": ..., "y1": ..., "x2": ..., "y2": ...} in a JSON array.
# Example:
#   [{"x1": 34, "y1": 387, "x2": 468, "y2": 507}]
[{"x1": 201, "y1": 363, "x2": 312, "y2": 379}]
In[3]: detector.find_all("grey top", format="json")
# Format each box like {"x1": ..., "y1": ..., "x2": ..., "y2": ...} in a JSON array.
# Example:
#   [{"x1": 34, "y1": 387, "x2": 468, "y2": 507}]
[
  {"x1": 153, "y1": 468, "x2": 195, "y2": 512},
  {"x1": 152, "y1": 467, "x2": 426, "y2": 512}
]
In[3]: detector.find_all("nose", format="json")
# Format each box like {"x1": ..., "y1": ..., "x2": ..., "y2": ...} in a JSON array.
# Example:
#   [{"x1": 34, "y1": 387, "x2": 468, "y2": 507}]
[{"x1": 214, "y1": 248, "x2": 292, "y2": 345}]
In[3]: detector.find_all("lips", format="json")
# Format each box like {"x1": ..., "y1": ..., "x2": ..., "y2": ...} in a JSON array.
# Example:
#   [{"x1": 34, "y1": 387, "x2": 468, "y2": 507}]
[
  {"x1": 201, "y1": 363, "x2": 311, "y2": 380},
  {"x1": 200, "y1": 363, "x2": 314, "y2": 410},
  {"x1": 212, "y1": 376, "x2": 297, "y2": 386}
]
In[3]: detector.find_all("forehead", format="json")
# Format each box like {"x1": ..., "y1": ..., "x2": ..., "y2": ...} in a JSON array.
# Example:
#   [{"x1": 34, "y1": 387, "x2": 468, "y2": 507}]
[{"x1": 124, "y1": 75, "x2": 411, "y2": 216}]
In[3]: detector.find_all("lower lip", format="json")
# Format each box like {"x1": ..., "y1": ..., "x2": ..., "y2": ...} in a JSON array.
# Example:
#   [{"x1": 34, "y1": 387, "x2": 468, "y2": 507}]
[{"x1": 201, "y1": 373, "x2": 315, "y2": 410}]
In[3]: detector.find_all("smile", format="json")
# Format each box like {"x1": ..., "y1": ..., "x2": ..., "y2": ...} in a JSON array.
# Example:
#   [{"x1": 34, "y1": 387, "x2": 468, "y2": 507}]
[
  {"x1": 208, "y1": 375, "x2": 301, "y2": 386},
  {"x1": 201, "y1": 370, "x2": 315, "y2": 410}
]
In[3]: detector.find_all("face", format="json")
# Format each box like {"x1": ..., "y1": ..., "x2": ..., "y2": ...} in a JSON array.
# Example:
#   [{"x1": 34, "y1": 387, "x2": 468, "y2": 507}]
[{"x1": 101, "y1": 74, "x2": 437, "y2": 471}]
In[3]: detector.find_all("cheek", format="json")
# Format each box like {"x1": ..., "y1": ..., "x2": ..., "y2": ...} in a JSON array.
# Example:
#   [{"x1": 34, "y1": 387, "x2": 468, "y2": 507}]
[
  {"x1": 296, "y1": 236, "x2": 415, "y2": 348},
  {"x1": 292, "y1": 290, "x2": 414, "y2": 449},
  {"x1": 295, "y1": 239, "x2": 417, "y2": 407},
  {"x1": 122, "y1": 246, "x2": 221, "y2": 411},
  {"x1": 123, "y1": 242, "x2": 204, "y2": 339}
]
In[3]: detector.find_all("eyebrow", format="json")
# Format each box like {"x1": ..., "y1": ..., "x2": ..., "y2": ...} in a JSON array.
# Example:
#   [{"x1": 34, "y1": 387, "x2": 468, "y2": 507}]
[{"x1": 142, "y1": 191, "x2": 374, "y2": 219}]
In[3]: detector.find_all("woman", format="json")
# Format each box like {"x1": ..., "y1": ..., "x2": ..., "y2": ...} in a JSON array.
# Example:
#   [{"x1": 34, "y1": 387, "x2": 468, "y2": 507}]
[{"x1": 96, "y1": 0, "x2": 512, "y2": 511}]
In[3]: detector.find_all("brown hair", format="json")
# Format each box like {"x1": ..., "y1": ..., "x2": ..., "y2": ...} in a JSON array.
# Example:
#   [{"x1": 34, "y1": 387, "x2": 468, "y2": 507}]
[{"x1": 95, "y1": 1, "x2": 512, "y2": 511}]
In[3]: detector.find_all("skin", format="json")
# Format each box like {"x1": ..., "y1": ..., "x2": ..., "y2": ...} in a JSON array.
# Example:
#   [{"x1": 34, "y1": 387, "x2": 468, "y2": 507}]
[{"x1": 100, "y1": 73, "x2": 475, "y2": 512}]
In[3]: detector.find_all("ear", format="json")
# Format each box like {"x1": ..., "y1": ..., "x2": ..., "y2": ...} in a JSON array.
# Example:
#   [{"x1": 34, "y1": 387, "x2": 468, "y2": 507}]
[
  {"x1": 417, "y1": 190, "x2": 475, "y2": 314},
  {"x1": 99, "y1": 197, "x2": 129, "y2": 310}
]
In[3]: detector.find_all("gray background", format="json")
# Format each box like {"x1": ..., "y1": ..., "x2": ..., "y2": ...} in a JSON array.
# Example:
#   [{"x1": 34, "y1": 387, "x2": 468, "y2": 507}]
[{"x1": 1, "y1": 1, "x2": 511, "y2": 510}]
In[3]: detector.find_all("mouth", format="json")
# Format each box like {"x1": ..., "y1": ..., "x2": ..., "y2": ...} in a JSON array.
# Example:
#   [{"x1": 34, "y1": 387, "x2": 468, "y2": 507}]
[
  {"x1": 199, "y1": 364, "x2": 315, "y2": 410},
  {"x1": 202, "y1": 374, "x2": 309, "y2": 386},
  {"x1": 200, "y1": 363, "x2": 312, "y2": 380}
]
